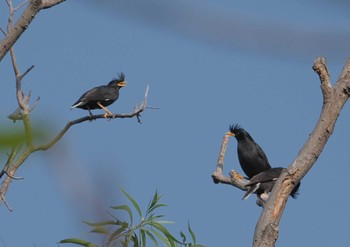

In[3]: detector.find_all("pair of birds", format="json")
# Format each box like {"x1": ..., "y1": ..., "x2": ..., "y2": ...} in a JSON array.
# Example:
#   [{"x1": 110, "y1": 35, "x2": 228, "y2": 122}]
[
  {"x1": 227, "y1": 124, "x2": 300, "y2": 201},
  {"x1": 71, "y1": 75, "x2": 299, "y2": 203},
  {"x1": 71, "y1": 73, "x2": 127, "y2": 117}
]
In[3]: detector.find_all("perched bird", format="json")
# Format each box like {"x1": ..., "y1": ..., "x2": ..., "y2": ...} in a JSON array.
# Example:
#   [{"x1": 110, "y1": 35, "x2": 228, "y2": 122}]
[
  {"x1": 242, "y1": 167, "x2": 300, "y2": 200},
  {"x1": 226, "y1": 124, "x2": 271, "y2": 179},
  {"x1": 71, "y1": 73, "x2": 127, "y2": 118}
]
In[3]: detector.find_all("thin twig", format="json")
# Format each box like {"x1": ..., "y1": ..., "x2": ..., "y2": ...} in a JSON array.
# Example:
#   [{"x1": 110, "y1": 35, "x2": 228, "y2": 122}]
[
  {"x1": 0, "y1": 27, "x2": 6, "y2": 35},
  {"x1": 21, "y1": 65, "x2": 34, "y2": 79},
  {"x1": 14, "y1": 0, "x2": 30, "y2": 11},
  {"x1": 0, "y1": 193, "x2": 12, "y2": 212},
  {"x1": 0, "y1": 145, "x2": 21, "y2": 179}
]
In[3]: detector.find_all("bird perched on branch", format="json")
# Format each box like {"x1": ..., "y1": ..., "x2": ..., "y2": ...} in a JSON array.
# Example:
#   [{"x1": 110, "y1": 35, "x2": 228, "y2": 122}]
[
  {"x1": 242, "y1": 167, "x2": 300, "y2": 201},
  {"x1": 226, "y1": 124, "x2": 271, "y2": 179},
  {"x1": 71, "y1": 73, "x2": 127, "y2": 118}
]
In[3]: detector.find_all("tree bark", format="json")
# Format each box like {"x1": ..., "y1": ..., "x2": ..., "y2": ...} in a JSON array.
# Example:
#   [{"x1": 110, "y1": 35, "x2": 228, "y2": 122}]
[{"x1": 252, "y1": 57, "x2": 350, "y2": 247}]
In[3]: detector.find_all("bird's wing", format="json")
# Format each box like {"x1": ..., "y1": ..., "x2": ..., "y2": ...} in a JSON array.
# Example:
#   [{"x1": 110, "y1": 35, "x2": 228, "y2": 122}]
[
  {"x1": 254, "y1": 143, "x2": 271, "y2": 168},
  {"x1": 245, "y1": 168, "x2": 283, "y2": 187},
  {"x1": 82, "y1": 86, "x2": 114, "y2": 101}
]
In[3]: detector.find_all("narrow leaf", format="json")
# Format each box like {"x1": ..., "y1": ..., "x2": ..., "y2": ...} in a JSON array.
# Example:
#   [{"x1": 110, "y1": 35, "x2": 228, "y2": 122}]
[
  {"x1": 132, "y1": 232, "x2": 139, "y2": 247},
  {"x1": 154, "y1": 220, "x2": 175, "y2": 225},
  {"x1": 120, "y1": 187, "x2": 142, "y2": 218},
  {"x1": 145, "y1": 230, "x2": 159, "y2": 247},
  {"x1": 149, "y1": 228, "x2": 171, "y2": 247},
  {"x1": 111, "y1": 204, "x2": 133, "y2": 225},
  {"x1": 108, "y1": 227, "x2": 128, "y2": 243},
  {"x1": 150, "y1": 222, "x2": 181, "y2": 246},
  {"x1": 188, "y1": 222, "x2": 196, "y2": 244},
  {"x1": 140, "y1": 229, "x2": 146, "y2": 247},
  {"x1": 90, "y1": 226, "x2": 109, "y2": 235},
  {"x1": 148, "y1": 203, "x2": 167, "y2": 215},
  {"x1": 59, "y1": 238, "x2": 98, "y2": 247},
  {"x1": 83, "y1": 220, "x2": 117, "y2": 227},
  {"x1": 180, "y1": 231, "x2": 186, "y2": 243}
]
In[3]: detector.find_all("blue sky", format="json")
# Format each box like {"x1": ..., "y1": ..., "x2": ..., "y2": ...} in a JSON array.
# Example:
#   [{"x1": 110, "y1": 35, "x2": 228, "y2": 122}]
[{"x1": 1, "y1": 0, "x2": 350, "y2": 246}]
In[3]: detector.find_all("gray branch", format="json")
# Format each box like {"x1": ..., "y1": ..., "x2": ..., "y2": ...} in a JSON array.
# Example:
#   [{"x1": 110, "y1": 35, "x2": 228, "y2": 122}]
[
  {"x1": 0, "y1": 0, "x2": 65, "y2": 62},
  {"x1": 252, "y1": 57, "x2": 350, "y2": 247}
]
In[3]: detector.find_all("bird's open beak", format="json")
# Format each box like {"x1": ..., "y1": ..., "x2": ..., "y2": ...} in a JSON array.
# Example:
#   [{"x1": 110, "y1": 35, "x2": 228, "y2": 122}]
[
  {"x1": 226, "y1": 132, "x2": 235, "y2": 136},
  {"x1": 118, "y1": 81, "x2": 127, "y2": 87}
]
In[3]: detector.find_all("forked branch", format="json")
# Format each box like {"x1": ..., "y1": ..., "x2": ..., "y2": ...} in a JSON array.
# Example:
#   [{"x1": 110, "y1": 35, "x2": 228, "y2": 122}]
[
  {"x1": 0, "y1": 85, "x2": 152, "y2": 209},
  {"x1": 211, "y1": 134, "x2": 249, "y2": 189}
]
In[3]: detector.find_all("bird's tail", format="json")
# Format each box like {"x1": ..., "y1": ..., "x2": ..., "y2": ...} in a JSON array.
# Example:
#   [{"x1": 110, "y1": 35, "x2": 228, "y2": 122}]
[
  {"x1": 71, "y1": 101, "x2": 84, "y2": 109},
  {"x1": 290, "y1": 182, "x2": 301, "y2": 199},
  {"x1": 242, "y1": 183, "x2": 260, "y2": 200}
]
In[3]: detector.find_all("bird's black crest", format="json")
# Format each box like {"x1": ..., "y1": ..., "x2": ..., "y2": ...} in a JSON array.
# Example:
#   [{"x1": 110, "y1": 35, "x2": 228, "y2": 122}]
[
  {"x1": 229, "y1": 124, "x2": 242, "y2": 134},
  {"x1": 108, "y1": 73, "x2": 126, "y2": 85},
  {"x1": 116, "y1": 72, "x2": 125, "y2": 82}
]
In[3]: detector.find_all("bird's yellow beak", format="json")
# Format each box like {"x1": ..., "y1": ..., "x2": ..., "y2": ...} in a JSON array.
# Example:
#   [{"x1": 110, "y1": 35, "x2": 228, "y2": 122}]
[
  {"x1": 118, "y1": 81, "x2": 127, "y2": 87},
  {"x1": 226, "y1": 132, "x2": 235, "y2": 136}
]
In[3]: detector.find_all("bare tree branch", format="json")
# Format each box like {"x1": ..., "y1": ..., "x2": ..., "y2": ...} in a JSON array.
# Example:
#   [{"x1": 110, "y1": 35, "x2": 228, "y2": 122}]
[
  {"x1": 0, "y1": 0, "x2": 66, "y2": 62},
  {"x1": 0, "y1": 86, "x2": 152, "y2": 209},
  {"x1": 211, "y1": 134, "x2": 249, "y2": 189},
  {"x1": 33, "y1": 86, "x2": 150, "y2": 152},
  {"x1": 252, "y1": 57, "x2": 350, "y2": 247}
]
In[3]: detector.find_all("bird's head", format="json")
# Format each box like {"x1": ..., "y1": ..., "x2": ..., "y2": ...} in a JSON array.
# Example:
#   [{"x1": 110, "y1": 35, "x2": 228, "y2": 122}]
[
  {"x1": 108, "y1": 72, "x2": 127, "y2": 88},
  {"x1": 226, "y1": 124, "x2": 251, "y2": 140}
]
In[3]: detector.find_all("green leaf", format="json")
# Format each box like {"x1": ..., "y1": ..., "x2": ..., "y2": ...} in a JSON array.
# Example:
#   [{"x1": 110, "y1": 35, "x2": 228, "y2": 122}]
[
  {"x1": 146, "y1": 191, "x2": 169, "y2": 217},
  {"x1": 149, "y1": 228, "x2": 171, "y2": 247},
  {"x1": 83, "y1": 220, "x2": 117, "y2": 227},
  {"x1": 59, "y1": 238, "x2": 98, "y2": 247},
  {"x1": 180, "y1": 231, "x2": 186, "y2": 243},
  {"x1": 147, "y1": 203, "x2": 167, "y2": 215},
  {"x1": 108, "y1": 226, "x2": 128, "y2": 243},
  {"x1": 154, "y1": 220, "x2": 175, "y2": 225},
  {"x1": 90, "y1": 226, "x2": 109, "y2": 235},
  {"x1": 140, "y1": 229, "x2": 146, "y2": 247},
  {"x1": 146, "y1": 191, "x2": 160, "y2": 214},
  {"x1": 126, "y1": 229, "x2": 135, "y2": 244},
  {"x1": 150, "y1": 222, "x2": 181, "y2": 246},
  {"x1": 188, "y1": 222, "x2": 196, "y2": 244},
  {"x1": 145, "y1": 230, "x2": 159, "y2": 247},
  {"x1": 120, "y1": 187, "x2": 142, "y2": 218},
  {"x1": 147, "y1": 214, "x2": 165, "y2": 221},
  {"x1": 132, "y1": 232, "x2": 139, "y2": 247},
  {"x1": 111, "y1": 204, "x2": 133, "y2": 225}
]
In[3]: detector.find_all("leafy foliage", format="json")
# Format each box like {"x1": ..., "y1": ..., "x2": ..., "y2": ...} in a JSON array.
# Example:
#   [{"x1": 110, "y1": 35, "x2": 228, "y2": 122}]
[{"x1": 60, "y1": 189, "x2": 205, "y2": 247}]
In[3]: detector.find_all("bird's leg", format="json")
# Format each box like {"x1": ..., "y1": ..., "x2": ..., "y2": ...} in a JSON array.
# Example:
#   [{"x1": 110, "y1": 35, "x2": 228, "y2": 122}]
[
  {"x1": 231, "y1": 170, "x2": 244, "y2": 180},
  {"x1": 86, "y1": 107, "x2": 93, "y2": 120},
  {"x1": 97, "y1": 102, "x2": 112, "y2": 118}
]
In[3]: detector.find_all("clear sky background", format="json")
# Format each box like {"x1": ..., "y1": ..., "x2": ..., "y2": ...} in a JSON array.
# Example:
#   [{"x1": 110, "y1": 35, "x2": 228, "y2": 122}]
[{"x1": 1, "y1": 0, "x2": 350, "y2": 246}]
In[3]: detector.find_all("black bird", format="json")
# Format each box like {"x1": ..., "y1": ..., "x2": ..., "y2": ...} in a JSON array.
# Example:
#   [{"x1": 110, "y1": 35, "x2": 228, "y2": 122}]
[
  {"x1": 71, "y1": 73, "x2": 127, "y2": 118},
  {"x1": 242, "y1": 167, "x2": 300, "y2": 200},
  {"x1": 226, "y1": 124, "x2": 271, "y2": 179}
]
